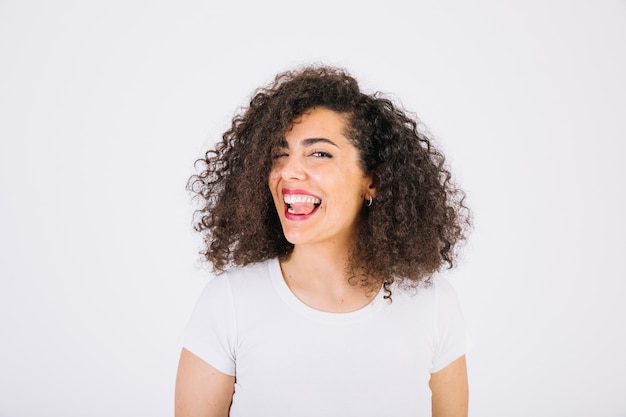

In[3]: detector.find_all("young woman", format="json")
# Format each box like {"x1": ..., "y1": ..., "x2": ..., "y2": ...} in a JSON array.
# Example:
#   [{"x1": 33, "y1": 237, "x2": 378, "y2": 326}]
[{"x1": 176, "y1": 65, "x2": 471, "y2": 417}]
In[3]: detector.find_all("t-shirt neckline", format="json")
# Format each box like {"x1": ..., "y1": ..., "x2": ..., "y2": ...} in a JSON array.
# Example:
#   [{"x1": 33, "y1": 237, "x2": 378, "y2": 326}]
[{"x1": 267, "y1": 258, "x2": 385, "y2": 324}]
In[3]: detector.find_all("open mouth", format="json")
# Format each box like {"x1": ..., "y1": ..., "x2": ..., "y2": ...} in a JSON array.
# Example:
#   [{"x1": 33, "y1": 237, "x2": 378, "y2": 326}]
[{"x1": 284, "y1": 194, "x2": 321, "y2": 216}]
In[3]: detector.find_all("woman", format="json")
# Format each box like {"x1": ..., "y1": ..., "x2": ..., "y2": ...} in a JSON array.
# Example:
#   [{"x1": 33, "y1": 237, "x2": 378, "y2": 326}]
[{"x1": 176, "y1": 65, "x2": 471, "y2": 417}]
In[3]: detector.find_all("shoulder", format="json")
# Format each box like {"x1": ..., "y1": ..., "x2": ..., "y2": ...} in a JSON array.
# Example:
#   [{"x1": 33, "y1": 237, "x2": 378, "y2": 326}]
[
  {"x1": 185, "y1": 259, "x2": 278, "y2": 337},
  {"x1": 230, "y1": 259, "x2": 275, "y2": 278},
  {"x1": 432, "y1": 276, "x2": 463, "y2": 311},
  {"x1": 199, "y1": 259, "x2": 277, "y2": 304},
  {"x1": 385, "y1": 276, "x2": 463, "y2": 325},
  {"x1": 206, "y1": 259, "x2": 274, "y2": 285},
  {"x1": 220, "y1": 259, "x2": 275, "y2": 289},
  {"x1": 396, "y1": 276, "x2": 460, "y2": 301}
]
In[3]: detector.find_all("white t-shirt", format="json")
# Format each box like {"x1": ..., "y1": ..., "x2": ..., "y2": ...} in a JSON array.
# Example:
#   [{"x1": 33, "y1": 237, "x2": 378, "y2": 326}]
[{"x1": 184, "y1": 258, "x2": 467, "y2": 417}]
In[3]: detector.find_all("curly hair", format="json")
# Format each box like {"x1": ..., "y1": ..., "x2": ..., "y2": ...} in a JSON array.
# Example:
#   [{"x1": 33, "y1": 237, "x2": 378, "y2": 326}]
[{"x1": 188, "y1": 64, "x2": 471, "y2": 293}]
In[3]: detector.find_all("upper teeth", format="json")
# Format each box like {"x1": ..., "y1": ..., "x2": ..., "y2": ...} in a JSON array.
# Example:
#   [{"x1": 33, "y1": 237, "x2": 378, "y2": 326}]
[{"x1": 283, "y1": 194, "x2": 321, "y2": 205}]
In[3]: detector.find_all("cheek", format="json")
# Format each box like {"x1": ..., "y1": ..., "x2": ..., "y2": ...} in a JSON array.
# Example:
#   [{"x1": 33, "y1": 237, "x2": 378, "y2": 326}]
[
  {"x1": 268, "y1": 169, "x2": 279, "y2": 186},
  {"x1": 268, "y1": 173, "x2": 282, "y2": 203}
]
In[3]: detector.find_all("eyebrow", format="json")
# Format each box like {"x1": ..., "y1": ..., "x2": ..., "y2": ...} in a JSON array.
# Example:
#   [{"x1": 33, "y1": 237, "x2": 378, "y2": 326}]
[{"x1": 276, "y1": 137, "x2": 339, "y2": 148}]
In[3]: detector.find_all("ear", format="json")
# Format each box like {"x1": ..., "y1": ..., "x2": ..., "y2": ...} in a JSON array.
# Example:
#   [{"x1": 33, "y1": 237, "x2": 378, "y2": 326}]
[
  {"x1": 366, "y1": 181, "x2": 376, "y2": 199},
  {"x1": 362, "y1": 182, "x2": 376, "y2": 207}
]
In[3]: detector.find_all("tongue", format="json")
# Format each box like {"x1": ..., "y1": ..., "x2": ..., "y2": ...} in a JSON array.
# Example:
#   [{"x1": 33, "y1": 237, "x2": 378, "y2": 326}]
[{"x1": 290, "y1": 202, "x2": 316, "y2": 215}]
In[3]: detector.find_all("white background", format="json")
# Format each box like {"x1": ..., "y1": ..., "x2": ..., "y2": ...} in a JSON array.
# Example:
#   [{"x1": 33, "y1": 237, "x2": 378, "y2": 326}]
[{"x1": 1, "y1": 1, "x2": 625, "y2": 416}]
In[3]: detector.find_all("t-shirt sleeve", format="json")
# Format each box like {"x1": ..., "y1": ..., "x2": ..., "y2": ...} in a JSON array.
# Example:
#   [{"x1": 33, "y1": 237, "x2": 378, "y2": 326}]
[
  {"x1": 430, "y1": 277, "x2": 469, "y2": 373},
  {"x1": 183, "y1": 276, "x2": 237, "y2": 376}
]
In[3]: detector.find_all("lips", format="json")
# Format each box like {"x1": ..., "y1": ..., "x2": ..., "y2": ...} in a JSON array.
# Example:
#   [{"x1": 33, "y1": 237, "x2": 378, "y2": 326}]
[{"x1": 282, "y1": 190, "x2": 321, "y2": 218}]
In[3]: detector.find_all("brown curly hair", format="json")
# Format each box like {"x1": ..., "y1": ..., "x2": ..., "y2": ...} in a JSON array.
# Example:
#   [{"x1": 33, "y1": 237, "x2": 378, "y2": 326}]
[{"x1": 188, "y1": 64, "x2": 471, "y2": 293}]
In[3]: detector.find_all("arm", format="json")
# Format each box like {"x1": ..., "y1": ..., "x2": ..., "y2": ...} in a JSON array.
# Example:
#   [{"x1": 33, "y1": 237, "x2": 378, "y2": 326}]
[
  {"x1": 175, "y1": 348, "x2": 235, "y2": 417},
  {"x1": 429, "y1": 355, "x2": 468, "y2": 417}
]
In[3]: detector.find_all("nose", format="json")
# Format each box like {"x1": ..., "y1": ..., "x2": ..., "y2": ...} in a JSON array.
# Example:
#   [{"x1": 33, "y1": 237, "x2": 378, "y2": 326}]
[{"x1": 279, "y1": 154, "x2": 306, "y2": 181}]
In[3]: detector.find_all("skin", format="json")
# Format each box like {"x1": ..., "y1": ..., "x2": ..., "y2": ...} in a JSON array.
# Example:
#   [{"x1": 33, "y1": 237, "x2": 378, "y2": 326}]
[
  {"x1": 175, "y1": 348, "x2": 234, "y2": 417},
  {"x1": 175, "y1": 350, "x2": 468, "y2": 417},
  {"x1": 268, "y1": 108, "x2": 372, "y2": 254},
  {"x1": 430, "y1": 355, "x2": 469, "y2": 417},
  {"x1": 175, "y1": 107, "x2": 468, "y2": 416},
  {"x1": 268, "y1": 107, "x2": 375, "y2": 312}
]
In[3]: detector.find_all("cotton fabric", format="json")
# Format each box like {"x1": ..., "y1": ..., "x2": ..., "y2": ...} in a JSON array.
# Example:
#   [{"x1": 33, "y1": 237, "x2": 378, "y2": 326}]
[{"x1": 184, "y1": 259, "x2": 467, "y2": 417}]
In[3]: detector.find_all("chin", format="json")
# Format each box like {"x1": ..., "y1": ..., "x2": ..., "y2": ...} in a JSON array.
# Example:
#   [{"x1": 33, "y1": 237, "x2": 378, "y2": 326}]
[{"x1": 280, "y1": 228, "x2": 313, "y2": 246}]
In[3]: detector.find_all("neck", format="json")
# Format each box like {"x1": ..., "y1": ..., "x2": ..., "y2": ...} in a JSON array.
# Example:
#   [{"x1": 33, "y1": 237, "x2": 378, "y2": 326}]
[{"x1": 279, "y1": 243, "x2": 376, "y2": 313}]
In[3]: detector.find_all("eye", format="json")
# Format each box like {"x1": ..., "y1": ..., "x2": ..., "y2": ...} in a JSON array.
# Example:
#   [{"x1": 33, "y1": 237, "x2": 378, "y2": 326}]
[
  {"x1": 311, "y1": 151, "x2": 333, "y2": 158},
  {"x1": 271, "y1": 150, "x2": 288, "y2": 160}
]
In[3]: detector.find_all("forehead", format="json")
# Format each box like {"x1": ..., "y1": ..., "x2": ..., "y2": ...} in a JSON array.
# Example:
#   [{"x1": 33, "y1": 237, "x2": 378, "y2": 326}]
[{"x1": 283, "y1": 107, "x2": 349, "y2": 144}]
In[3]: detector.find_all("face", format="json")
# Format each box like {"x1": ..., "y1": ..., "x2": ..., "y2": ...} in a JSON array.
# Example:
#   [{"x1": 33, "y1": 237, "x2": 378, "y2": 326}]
[{"x1": 268, "y1": 107, "x2": 373, "y2": 249}]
